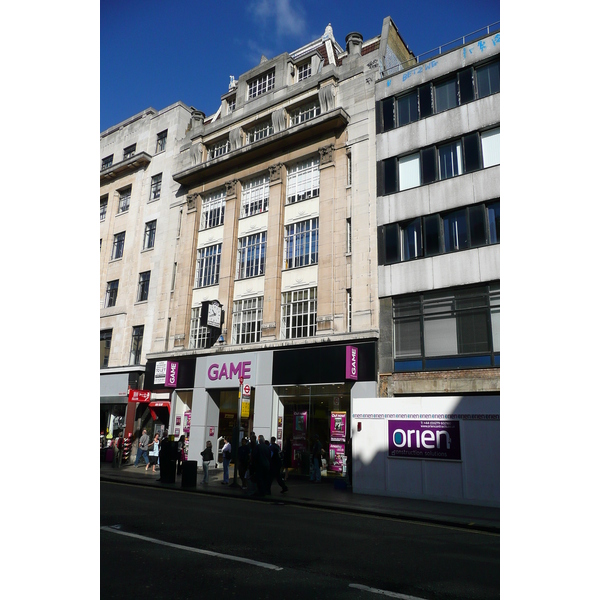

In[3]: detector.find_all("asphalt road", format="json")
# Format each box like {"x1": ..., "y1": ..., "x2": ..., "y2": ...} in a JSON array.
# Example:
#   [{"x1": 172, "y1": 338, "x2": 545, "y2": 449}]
[{"x1": 100, "y1": 481, "x2": 499, "y2": 600}]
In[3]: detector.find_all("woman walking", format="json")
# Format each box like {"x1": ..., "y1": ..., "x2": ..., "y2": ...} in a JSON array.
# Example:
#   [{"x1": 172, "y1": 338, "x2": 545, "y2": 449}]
[
  {"x1": 146, "y1": 433, "x2": 160, "y2": 472},
  {"x1": 200, "y1": 440, "x2": 214, "y2": 484}
]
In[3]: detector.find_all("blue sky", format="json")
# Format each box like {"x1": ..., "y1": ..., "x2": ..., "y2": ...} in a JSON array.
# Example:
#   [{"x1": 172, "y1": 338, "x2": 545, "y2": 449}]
[{"x1": 101, "y1": 0, "x2": 500, "y2": 132}]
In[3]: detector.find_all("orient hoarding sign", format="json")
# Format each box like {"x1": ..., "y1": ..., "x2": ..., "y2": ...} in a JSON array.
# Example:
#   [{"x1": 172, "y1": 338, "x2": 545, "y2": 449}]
[
  {"x1": 388, "y1": 420, "x2": 461, "y2": 461},
  {"x1": 155, "y1": 360, "x2": 178, "y2": 387}
]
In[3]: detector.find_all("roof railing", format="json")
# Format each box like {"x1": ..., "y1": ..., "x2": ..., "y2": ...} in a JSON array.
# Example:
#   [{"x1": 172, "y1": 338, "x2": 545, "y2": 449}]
[{"x1": 381, "y1": 21, "x2": 500, "y2": 79}]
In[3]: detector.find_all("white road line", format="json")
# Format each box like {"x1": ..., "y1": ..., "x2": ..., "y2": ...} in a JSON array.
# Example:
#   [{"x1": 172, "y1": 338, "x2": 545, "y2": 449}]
[
  {"x1": 348, "y1": 583, "x2": 427, "y2": 599},
  {"x1": 101, "y1": 526, "x2": 283, "y2": 571}
]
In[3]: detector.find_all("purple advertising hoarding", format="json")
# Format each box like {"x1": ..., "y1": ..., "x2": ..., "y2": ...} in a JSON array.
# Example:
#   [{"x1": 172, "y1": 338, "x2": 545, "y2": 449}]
[
  {"x1": 165, "y1": 361, "x2": 178, "y2": 388},
  {"x1": 346, "y1": 346, "x2": 358, "y2": 380},
  {"x1": 388, "y1": 420, "x2": 461, "y2": 461}
]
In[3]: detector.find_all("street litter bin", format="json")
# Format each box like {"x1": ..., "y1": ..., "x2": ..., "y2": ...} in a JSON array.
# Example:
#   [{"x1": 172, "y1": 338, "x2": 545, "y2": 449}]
[{"x1": 181, "y1": 460, "x2": 198, "y2": 488}]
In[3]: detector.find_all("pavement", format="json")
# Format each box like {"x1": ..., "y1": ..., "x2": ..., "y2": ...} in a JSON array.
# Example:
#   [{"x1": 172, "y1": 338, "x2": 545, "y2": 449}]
[{"x1": 100, "y1": 460, "x2": 499, "y2": 533}]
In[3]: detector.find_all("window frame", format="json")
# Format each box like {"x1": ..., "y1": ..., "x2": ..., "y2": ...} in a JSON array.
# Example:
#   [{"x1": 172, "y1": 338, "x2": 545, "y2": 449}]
[
  {"x1": 101, "y1": 155, "x2": 113, "y2": 170},
  {"x1": 236, "y1": 231, "x2": 267, "y2": 280},
  {"x1": 280, "y1": 287, "x2": 317, "y2": 340},
  {"x1": 195, "y1": 244, "x2": 222, "y2": 288},
  {"x1": 286, "y1": 156, "x2": 320, "y2": 204},
  {"x1": 200, "y1": 189, "x2": 226, "y2": 230},
  {"x1": 247, "y1": 69, "x2": 275, "y2": 100},
  {"x1": 284, "y1": 218, "x2": 319, "y2": 269},
  {"x1": 117, "y1": 186, "x2": 131, "y2": 214},
  {"x1": 130, "y1": 325, "x2": 144, "y2": 365},
  {"x1": 111, "y1": 231, "x2": 125, "y2": 260},
  {"x1": 100, "y1": 329, "x2": 112, "y2": 367},
  {"x1": 123, "y1": 144, "x2": 136, "y2": 160},
  {"x1": 240, "y1": 175, "x2": 269, "y2": 218},
  {"x1": 155, "y1": 130, "x2": 167, "y2": 153},
  {"x1": 137, "y1": 271, "x2": 151, "y2": 302},
  {"x1": 100, "y1": 196, "x2": 108, "y2": 221},
  {"x1": 143, "y1": 220, "x2": 156, "y2": 250},
  {"x1": 105, "y1": 280, "x2": 119, "y2": 308},
  {"x1": 149, "y1": 173, "x2": 162, "y2": 201},
  {"x1": 232, "y1": 296, "x2": 264, "y2": 344}
]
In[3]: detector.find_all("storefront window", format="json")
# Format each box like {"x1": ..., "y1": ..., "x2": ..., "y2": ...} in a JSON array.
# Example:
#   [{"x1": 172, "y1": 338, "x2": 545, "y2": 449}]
[{"x1": 275, "y1": 383, "x2": 351, "y2": 478}]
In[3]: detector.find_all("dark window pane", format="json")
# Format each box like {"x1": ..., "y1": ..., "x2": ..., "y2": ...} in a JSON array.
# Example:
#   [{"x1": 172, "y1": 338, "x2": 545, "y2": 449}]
[
  {"x1": 434, "y1": 78, "x2": 458, "y2": 112},
  {"x1": 469, "y1": 204, "x2": 487, "y2": 247},
  {"x1": 402, "y1": 218, "x2": 422, "y2": 260},
  {"x1": 487, "y1": 201, "x2": 500, "y2": 243},
  {"x1": 476, "y1": 61, "x2": 500, "y2": 98},
  {"x1": 418, "y1": 84, "x2": 433, "y2": 118},
  {"x1": 384, "y1": 224, "x2": 400, "y2": 264},
  {"x1": 463, "y1": 132, "x2": 482, "y2": 172},
  {"x1": 458, "y1": 68, "x2": 475, "y2": 103},
  {"x1": 382, "y1": 97, "x2": 395, "y2": 131},
  {"x1": 438, "y1": 142, "x2": 462, "y2": 180},
  {"x1": 420, "y1": 147, "x2": 437, "y2": 184},
  {"x1": 423, "y1": 215, "x2": 441, "y2": 256},
  {"x1": 397, "y1": 91, "x2": 419, "y2": 126},
  {"x1": 443, "y1": 209, "x2": 469, "y2": 252},
  {"x1": 383, "y1": 157, "x2": 397, "y2": 194}
]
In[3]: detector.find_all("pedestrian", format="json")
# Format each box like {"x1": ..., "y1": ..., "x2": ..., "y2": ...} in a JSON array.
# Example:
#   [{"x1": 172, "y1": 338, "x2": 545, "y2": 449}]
[
  {"x1": 112, "y1": 432, "x2": 124, "y2": 469},
  {"x1": 133, "y1": 429, "x2": 150, "y2": 468},
  {"x1": 157, "y1": 430, "x2": 169, "y2": 481},
  {"x1": 269, "y1": 437, "x2": 288, "y2": 493},
  {"x1": 310, "y1": 434, "x2": 322, "y2": 482},
  {"x1": 252, "y1": 435, "x2": 272, "y2": 496},
  {"x1": 237, "y1": 437, "x2": 250, "y2": 489},
  {"x1": 147, "y1": 433, "x2": 160, "y2": 472},
  {"x1": 221, "y1": 437, "x2": 231, "y2": 484},
  {"x1": 200, "y1": 440, "x2": 214, "y2": 484},
  {"x1": 176, "y1": 434, "x2": 186, "y2": 475}
]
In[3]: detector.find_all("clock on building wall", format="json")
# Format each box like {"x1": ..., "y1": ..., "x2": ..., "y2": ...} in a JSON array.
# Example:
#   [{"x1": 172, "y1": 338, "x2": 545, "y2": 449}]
[{"x1": 200, "y1": 300, "x2": 223, "y2": 329}]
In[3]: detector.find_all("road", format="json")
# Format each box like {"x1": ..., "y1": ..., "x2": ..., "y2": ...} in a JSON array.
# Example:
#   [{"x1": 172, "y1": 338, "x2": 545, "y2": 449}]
[{"x1": 101, "y1": 481, "x2": 499, "y2": 600}]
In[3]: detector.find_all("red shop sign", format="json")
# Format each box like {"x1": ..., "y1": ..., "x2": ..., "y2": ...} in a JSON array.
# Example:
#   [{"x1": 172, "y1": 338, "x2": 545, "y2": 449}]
[{"x1": 128, "y1": 389, "x2": 151, "y2": 403}]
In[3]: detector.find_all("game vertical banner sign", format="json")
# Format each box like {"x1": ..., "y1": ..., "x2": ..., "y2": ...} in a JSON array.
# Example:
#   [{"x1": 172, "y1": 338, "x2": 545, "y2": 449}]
[{"x1": 388, "y1": 420, "x2": 462, "y2": 461}]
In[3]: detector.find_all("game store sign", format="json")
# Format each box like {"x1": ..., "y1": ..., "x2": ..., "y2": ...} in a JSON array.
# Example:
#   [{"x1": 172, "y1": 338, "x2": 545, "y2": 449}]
[{"x1": 388, "y1": 419, "x2": 461, "y2": 461}]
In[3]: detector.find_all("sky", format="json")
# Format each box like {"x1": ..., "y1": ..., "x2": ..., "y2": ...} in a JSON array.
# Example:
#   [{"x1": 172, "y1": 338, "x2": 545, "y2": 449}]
[{"x1": 101, "y1": 0, "x2": 500, "y2": 131}]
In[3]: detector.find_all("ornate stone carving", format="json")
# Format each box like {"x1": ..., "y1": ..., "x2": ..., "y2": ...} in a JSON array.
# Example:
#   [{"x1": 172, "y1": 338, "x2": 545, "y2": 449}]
[
  {"x1": 191, "y1": 144, "x2": 203, "y2": 166},
  {"x1": 318, "y1": 84, "x2": 335, "y2": 113},
  {"x1": 268, "y1": 162, "x2": 283, "y2": 182},
  {"x1": 186, "y1": 193, "x2": 199, "y2": 212},
  {"x1": 229, "y1": 127, "x2": 242, "y2": 151},
  {"x1": 319, "y1": 144, "x2": 334, "y2": 165},
  {"x1": 272, "y1": 108, "x2": 286, "y2": 133},
  {"x1": 225, "y1": 179, "x2": 238, "y2": 197}
]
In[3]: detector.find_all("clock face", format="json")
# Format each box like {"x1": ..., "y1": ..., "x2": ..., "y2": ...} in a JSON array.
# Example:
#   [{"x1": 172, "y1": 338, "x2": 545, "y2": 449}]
[{"x1": 207, "y1": 303, "x2": 221, "y2": 327}]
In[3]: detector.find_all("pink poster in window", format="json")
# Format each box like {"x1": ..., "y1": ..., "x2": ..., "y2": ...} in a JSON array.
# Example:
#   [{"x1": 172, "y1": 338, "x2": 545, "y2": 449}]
[{"x1": 330, "y1": 411, "x2": 346, "y2": 441}]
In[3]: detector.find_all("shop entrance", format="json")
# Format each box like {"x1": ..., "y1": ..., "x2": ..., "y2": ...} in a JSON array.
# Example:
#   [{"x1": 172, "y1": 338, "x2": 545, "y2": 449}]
[
  {"x1": 275, "y1": 383, "x2": 351, "y2": 478},
  {"x1": 215, "y1": 389, "x2": 255, "y2": 464}
]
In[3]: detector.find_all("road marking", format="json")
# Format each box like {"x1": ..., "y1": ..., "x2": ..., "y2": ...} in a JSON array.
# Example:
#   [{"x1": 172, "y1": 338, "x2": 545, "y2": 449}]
[
  {"x1": 349, "y1": 583, "x2": 427, "y2": 599},
  {"x1": 101, "y1": 526, "x2": 283, "y2": 571}
]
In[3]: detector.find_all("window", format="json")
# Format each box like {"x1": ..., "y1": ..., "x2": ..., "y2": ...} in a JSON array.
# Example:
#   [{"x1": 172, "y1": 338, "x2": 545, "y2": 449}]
[
  {"x1": 434, "y1": 78, "x2": 458, "y2": 112},
  {"x1": 286, "y1": 157, "x2": 320, "y2": 204},
  {"x1": 100, "y1": 329, "x2": 112, "y2": 367},
  {"x1": 248, "y1": 69, "x2": 275, "y2": 99},
  {"x1": 111, "y1": 232, "x2": 125, "y2": 260},
  {"x1": 393, "y1": 282, "x2": 500, "y2": 371},
  {"x1": 143, "y1": 220, "x2": 156, "y2": 250},
  {"x1": 227, "y1": 97, "x2": 236, "y2": 114},
  {"x1": 101, "y1": 155, "x2": 113, "y2": 170},
  {"x1": 297, "y1": 61, "x2": 311, "y2": 81},
  {"x1": 476, "y1": 61, "x2": 500, "y2": 98},
  {"x1": 149, "y1": 173, "x2": 162, "y2": 201},
  {"x1": 346, "y1": 218, "x2": 352, "y2": 254},
  {"x1": 200, "y1": 189, "x2": 226, "y2": 229},
  {"x1": 100, "y1": 196, "x2": 108, "y2": 221},
  {"x1": 281, "y1": 287, "x2": 317, "y2": 339},
  {"x1": 171, "y1": 262, "x2": 177, "y2": 291},
  {"x1": 246, "y1": 121, "x2": 273, "y2": 144},
  {"x1": 189, "y1": 307, "x2": 220, "y2": 349},
  {"x1": 117, "y1": 186, "x2": 131, "y2": 213},
  {"x1": 379, "y1": 200, "x2": 500, "y2": 265},
  {"x1": 195, "y1": 244, "x2": 221, "y2": 288},
  {"x1": 137, "y1": 271, "x2": 150, "y2": 302},
  {"x1": 240, "y1": 175, "x2": 269, "y2": 217},
  {"x1": 289, "y1": 101, "x2": 320, "y2": 126},
  {"x1": 347, "y1": 152, "x2": 352, "y2": 186},
  {"x1": 237, "y1": 232, "x2": 267, "y2": 279},
  {"x1": 347, "y1": 289, "x2": 352, "y2": 333},
  {"x1": 105, "y1": 280, "x2": 119, "y2": 308},
  {"x1": 284, "y1": 218, "x2": 319, "y2": 269},
  {"x1": 130, "y1": 325, "x2": 144, "y2": 365},
  {"x1": 208, "y1": 138, "x2": 229, "y2": 159},
  {"x1": 156, "y1": 130, "x2": 167, "y2": 153},
  {"x1": 379, "y1": 58, "x2": 500, "y2": 132},
  {"x1": 232, "y1": 297, "x2": 263, "y2": 344},
  {"x1": 481, "y1": 128, "x2": 500, "y2": 167},
  {"x1": 379, "y1": 128, "x2": 500, "y2": 195},
  {"x1": 123, "y1": 144, "x2": 136, "y2": 160}
]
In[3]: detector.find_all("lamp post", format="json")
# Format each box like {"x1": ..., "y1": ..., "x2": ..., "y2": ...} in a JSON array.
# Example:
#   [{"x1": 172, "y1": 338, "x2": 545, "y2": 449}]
[{"x1": 230, "y1": 376, "x2": 243, "y2": 488}]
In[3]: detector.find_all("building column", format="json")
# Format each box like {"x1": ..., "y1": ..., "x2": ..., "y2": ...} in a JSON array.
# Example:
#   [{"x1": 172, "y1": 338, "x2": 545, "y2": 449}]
[{"x1": 220, "y1": 179, "x2": 240, "y2": 339}]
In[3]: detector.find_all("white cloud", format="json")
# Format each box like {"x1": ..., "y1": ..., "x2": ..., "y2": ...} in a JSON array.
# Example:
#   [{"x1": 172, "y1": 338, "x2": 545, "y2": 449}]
[{"x1": 248, "y1": 0, "x2": 307, "y2": 39}]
